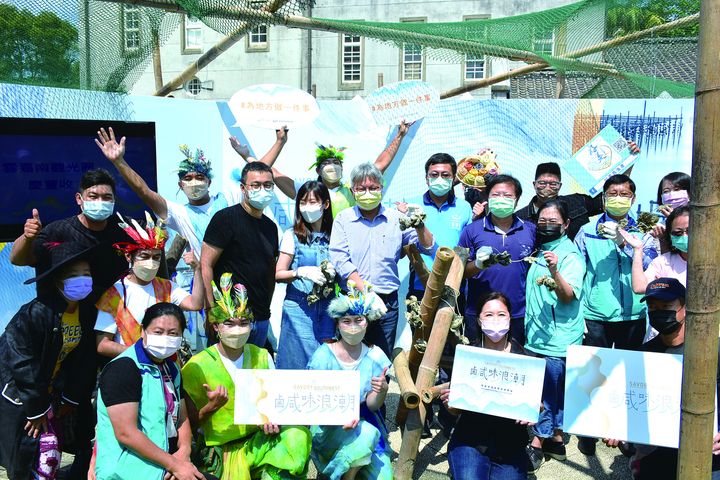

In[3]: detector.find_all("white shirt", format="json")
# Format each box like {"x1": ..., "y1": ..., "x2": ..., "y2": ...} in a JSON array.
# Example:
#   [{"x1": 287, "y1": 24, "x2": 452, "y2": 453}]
[
  {"x1": 216, "y1": 345, "x2": 275, "y2": 376},
  {"x1": 95, "y1": 279, "x2": 190, "y2": 343}
]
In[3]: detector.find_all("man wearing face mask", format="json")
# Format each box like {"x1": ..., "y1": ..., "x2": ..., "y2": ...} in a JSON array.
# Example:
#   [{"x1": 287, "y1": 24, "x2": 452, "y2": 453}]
[
  {"x1": 202, "y1": 163, "x2": 279, "y2": 349},
  {"x1": 459, "y1": 174, "x2": 536, "y2": 345},
  {"x1": 573, "y1": 174, "x2": 657, "y2": 456},
  {"x1": 181, "y1": 274, "x2": 311, "y2": 480},
  {"x1": 330, "y1": 163, "x2": 435, "y2": 357},
  {"x1": 94, "y1": 213, "x2": 205, "y2": 359},
  {"x1": 0, "y1": 242, "x2": 96, "y2": 480}
]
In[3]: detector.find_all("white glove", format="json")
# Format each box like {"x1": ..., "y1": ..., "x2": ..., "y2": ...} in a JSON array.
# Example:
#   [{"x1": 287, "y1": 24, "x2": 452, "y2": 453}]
[
  {"x1": 474, "y1": 246, "x2": 493, "y2": 269},
  {"x1": 364, "y1": 291, "x2": 388, "y2": 321},
  {"x1": 324, "y1": 262, "x2": 336, "y2": 279},
  {"x1": 297, "y1": 266, "x2": 326, "y2": 285},
  {"x1": 599, "y1": 222, "x2": 624, "y2": 246}
]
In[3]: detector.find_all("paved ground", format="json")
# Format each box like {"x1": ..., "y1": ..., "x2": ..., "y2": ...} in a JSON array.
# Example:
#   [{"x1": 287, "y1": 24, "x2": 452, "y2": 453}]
[{"x1": 0, "y1": 378, "x2": 634, "y2": 480}]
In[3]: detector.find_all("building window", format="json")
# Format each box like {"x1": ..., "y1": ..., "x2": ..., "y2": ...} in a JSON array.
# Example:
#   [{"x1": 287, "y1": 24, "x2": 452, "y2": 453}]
[
  {"x1": 532, "y1": 29, "x2": 554, "y2": 56},
  {"x1": 246, "y1": 1, "x2": 269, "y2": 51},
  {"x1": 341, "y1": 34, "x2": 363, "y2": 87},
  {"x1": 122, "y1": 5, "x2": 140, "y2": 52},
  {"x1": 185, "y1": 77, "x2": 202, "y2": 96},
  {"x1": 183, "y1": 16, "x2": 202, "y2": 53},
  {"x1": 464, "y1": 55, "x2": 485, "y2": 81},
  {"x1": 402, "y1": 43, "x2": 423, "y2": 81}
]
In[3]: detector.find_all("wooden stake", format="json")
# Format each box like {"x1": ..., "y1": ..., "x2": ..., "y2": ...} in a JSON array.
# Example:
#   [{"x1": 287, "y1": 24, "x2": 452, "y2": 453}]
[
  {"x1": 677, "y1": 1, "x2": 720, "y2": 478},
  {"x1": 403, "y1": 244, "x2": 430, "y2": 289},
  {"x1": 395, "y1": 249, "x2": 468, "y2": 480},
  {"x1": 392, "y1": 349, "x2": 420, "y2": 409}
]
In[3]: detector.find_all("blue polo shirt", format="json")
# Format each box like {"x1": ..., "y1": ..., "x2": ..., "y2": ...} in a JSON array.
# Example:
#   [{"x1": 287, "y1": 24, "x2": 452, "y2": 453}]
[
  {"x1": 458, "y1": 215, "x2": 536, "y2": 319},
  {"x1": 409, "y1": 191, "x2": 473, "y2": 292}
]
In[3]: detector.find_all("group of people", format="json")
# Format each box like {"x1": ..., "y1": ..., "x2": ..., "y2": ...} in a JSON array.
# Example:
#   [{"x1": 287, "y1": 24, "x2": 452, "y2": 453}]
[{"x1": 0, "y1": 122, "x2": 713, "y2": 480}]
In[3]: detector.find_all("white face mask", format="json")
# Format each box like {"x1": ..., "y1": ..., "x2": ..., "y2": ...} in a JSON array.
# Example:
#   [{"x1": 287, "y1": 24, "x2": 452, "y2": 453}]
[
  {"x1": 218, "y1": 324, "x2": 252, "y2": 350},
  {"x1": 145, "y1": 334, "x2": 182, "y2": 360},
  {"x1": 181, "y1": 179, "x2": 209, "y2": 201},
  {"x1": 132, "y1": 259, "x2": 161, "y2": 282},
  {"x1": 300, "y1": 204, "x2": 324, "y2": 224},
  {"x1": 320, "y1": 164, "x2": 342, "y2": 183}
]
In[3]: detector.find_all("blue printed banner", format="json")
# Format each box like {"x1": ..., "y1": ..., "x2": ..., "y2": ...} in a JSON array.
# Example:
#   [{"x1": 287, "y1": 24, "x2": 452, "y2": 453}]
[
  {"x1": 564, "y1": 345, "x2": 684, "y2": 448},
  {"x1": 562, "y1": 124, "x2": 637, "y2": 196},
  {"x1": 234, "y1": 369, "x2": 360, "y2": 425},
  {"x1": 448, "y1": 345, "x2": 545, "y2": 422}
]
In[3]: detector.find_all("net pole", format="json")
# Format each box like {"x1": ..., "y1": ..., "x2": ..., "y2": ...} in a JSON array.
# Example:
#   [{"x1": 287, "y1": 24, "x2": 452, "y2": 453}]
[{"x1": 677, "y1": 1, "x2": 720, "y2": 478}]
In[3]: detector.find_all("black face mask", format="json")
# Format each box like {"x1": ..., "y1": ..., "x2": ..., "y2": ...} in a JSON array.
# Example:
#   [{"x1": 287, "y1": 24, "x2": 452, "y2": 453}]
[
  {"x1": 537, "y1": 225, "x2": 564, "y2": 244},
  {"x1": 649, "y1": 309, "x2": 683, "y2": 335}
]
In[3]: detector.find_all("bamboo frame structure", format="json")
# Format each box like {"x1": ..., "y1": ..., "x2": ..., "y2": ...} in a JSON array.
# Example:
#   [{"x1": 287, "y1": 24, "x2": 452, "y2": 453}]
[
  {"x1": 395, "y1": 249, "x2": 467, "y2": 480},
  {"x1": 421, "y1": 382, "x2": 449, "y2": 404},
  {"x1": 403, "y1": 244, "x2": 430, "y2": 289},
  {"x1": 392, "y1": 349, "x2": 420, "y2": 409},
  {"x1": 677, "y1": 1, "x2": 720, "y2": 477}
]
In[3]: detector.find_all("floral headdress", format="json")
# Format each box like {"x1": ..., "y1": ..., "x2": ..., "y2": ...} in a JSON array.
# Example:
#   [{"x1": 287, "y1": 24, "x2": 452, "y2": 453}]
[
  {"x1": 209, "y1": 273, "x2": 254, "y2": 323},
  {"x1": 112, "y1": 212, "x2": 168, "y2": 254},
  {"x1": 309, "y1": 143, "x2": 346, "y2": 170},
  {"x1": 327, "y1": 281, "x2": 376, "y2": 319},
  {"x1": 177, "y1": 144, "x2": 213, "y2": 179}
]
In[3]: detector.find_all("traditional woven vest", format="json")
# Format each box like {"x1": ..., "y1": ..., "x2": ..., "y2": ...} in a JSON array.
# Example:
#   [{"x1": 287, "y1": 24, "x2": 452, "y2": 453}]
[{"x1": 96, "y1": 278, "x2": 173, "y2": 345}]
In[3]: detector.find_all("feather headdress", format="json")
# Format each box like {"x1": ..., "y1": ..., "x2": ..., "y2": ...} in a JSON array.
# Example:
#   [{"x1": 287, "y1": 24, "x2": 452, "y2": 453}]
[
  {"x1": 112, "y1": 211, "x2": 168, "y2": 254},
  {"x1": 309, "y1": 143, "x2": 346, "y2": 170},
  {"x1": 327, "y1": 280, "x2": 376, "y2": 319},
  {"x1": 209, "y1": 273, "x2": 253, "y2": 323},
  {"x1": 177, "y1": 144, "x2": 213, "y2": 179}
]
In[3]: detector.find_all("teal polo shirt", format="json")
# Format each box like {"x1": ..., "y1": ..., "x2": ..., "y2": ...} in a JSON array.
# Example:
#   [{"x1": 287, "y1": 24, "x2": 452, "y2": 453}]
[
  {"x1": 409, "y1": 191, "x2": 473, "y2": 292},
  {"x1": 524, "y1": 235, "x2": 586, "y2": 358}
]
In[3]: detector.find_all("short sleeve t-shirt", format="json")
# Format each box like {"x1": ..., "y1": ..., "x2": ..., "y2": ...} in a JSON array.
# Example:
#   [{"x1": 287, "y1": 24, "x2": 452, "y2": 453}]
[
  {"x1": 203, "y1": 204, "x2": 279, "y2": 319},
  {"x1": 644, "y1": 252, "x2": 687, "y2": 286},
  {"x1": 52, "y1": 309, "x2": 82, "y2": 379},
  {"x1": 95, "y1": 279, "x2": 189, "y2": 343}
]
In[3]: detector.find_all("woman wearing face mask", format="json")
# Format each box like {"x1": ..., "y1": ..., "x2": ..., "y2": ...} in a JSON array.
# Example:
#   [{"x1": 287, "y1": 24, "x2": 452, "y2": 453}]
[
  {"x1": 95, "y1": 212, "x2": 204, "y2": 359},
  {"x1": 181, "y1": 274, "x2": 311, "y2": 480},
  {"x1": 275, "y1": 181, "x2": 337, "y2": 369},
  {"x1": 624, "y1": 206, "x2": 689, "y2": 294},
  {"x1": 0, "y1": 242, "x2": 95, "y2": 480},
  {"x1": 523, "y1": 201, "x2": 586, "y2": 473},
  {"x1": 94, "y1": 302, "x2": 214, "y2": 480},
  {"x1": 440, "y1": 293, "x2": 537, "y2": 480},
  {"x1": 306, "y1": 287, "x2": 393, "y2": 480},
  {"x1": 650, "y1": 172, "x2": 691, "y2": 253}
]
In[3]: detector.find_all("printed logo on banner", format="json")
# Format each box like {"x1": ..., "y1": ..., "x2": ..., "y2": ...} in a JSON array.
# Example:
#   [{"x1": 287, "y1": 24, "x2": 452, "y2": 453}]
[
  {"x1": 228, "y1": 83, "x2": 320, "y2": 129},
  {"x1": 365, "y1": 80, "x2": 440, "y2": 126}
]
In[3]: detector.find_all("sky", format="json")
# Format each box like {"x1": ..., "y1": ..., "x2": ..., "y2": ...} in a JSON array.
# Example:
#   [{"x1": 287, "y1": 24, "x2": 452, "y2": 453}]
[{"x1": 1, "y1": 0, "x2": 79, "y2": 23}]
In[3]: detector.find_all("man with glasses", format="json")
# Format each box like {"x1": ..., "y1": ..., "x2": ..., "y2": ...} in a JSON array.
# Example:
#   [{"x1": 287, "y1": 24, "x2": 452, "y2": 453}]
[
  {"x1": 573, "y1": 174, "x2": 657, "y2": 456},
  {"x1": 201, "y1": 162, "x2": 279, "y2": 348},
  {"x1": 459, "y1": 174, "x2": 536, "y2": 345},
  {"x1": 330, "y1": 163, "x2": 435, "y2": 357}
]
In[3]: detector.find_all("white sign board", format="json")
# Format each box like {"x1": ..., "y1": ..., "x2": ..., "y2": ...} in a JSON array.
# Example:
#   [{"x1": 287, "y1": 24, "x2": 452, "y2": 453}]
[
  {"x1": 228, "y1": 83, "x2": 320, "y2": 129},
  {"x1": 365, "y1": 80, "x2": 439, "y2": 126}
]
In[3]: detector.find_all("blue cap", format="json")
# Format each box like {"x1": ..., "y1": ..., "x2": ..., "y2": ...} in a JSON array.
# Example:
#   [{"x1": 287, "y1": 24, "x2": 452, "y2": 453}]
[{"x1": 640, "y1": 277, "x2": 686, "y2": 303}]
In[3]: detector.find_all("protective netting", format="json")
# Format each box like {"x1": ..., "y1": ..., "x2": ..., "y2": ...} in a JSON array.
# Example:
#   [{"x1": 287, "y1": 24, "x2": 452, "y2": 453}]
[{"x1": 0, "y1": 0, "x2": 698, "y2": 99}]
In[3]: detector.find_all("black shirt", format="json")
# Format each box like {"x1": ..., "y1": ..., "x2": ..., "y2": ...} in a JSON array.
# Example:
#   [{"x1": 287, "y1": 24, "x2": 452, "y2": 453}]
[
  {"x1": 450, "y1": 339, "x2": 529, "y2": 459},
  {"x1": 203, "y1": 204, "x2": 279, "y2": 319},
  {"x1": 516, "y1": 193, "x2": 604, "y2": 241},
  {"x1": 34, "y1": 215, "x2": 130, "y2": 304},
  {"x1": 98, "y1": 357, "x2": 184, "y2": 407}
]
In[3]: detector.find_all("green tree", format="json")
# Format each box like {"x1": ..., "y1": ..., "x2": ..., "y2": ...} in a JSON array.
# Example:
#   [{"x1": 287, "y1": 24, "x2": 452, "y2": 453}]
[
  {"x1": 0, "y1": 4, "x2": 80, "y2": 88},
  {"x1": 606, "y1": 0, "x2": 700, "y2": 37}
]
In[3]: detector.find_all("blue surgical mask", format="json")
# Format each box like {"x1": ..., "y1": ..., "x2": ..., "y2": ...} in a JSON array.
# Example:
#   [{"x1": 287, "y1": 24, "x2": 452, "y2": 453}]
[
  {"x1": 428, "y1": 177, "x2": 453, "y2": 197},
  {"x1": 62, "y1": 275, "x2": 93, "y2": 301},
  {"x1": 82, "y1": 200, "x2": 114, "y2": 221},
  {"x1": 247, "y1": 188, "x2": 273, "y2": 210}
]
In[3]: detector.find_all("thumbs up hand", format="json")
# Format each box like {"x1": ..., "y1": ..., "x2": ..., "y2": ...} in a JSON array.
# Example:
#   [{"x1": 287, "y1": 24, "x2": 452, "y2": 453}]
[{"x1": 23, "y1": 209, "x2": 42, "y2": 240}]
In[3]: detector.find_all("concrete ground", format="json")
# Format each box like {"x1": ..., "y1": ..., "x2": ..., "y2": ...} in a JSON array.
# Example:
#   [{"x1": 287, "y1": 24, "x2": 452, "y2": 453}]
[{"x1": 0, "y1": 378, "x2": 633, "y2": 480}]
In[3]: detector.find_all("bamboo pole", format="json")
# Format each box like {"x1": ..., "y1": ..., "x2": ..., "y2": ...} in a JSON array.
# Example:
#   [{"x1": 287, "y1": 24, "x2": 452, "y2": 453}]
[
  {"x1": 392, "y1": 349, "x2": 420, "y2": 409},
  {"x1": 440, "y1": 12, "x2": 699, "y2": 99},
  {"x1": 421, "y1": 382, "x2": 449, "y2": 404},
  {"x1": 403, "y1": 244, "x2": 430, "y2": 289},
  {"x1": 151, "y1": 28, "x2": 163, "y2": 91},
  {"x1": 395, "y1": 249, "x2": 468, "y2": 480},
  {"x1": 677, "y1": 1, "x2": 720, "y2": 478}
]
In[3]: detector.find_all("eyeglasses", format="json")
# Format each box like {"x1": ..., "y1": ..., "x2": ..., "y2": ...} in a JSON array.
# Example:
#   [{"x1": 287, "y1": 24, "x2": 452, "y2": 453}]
[
  {"x1": 427, "y1": 172, "x2": 454, "y2": 180},
  {"x1": 352, "y1": 186, "x2": 382, "y2": 194},
  {"x1": 605, "y1": 192, "x2": 634, "y2": 199},
  {"x1": 244, "y1": 182, "x2": 275, "y2": 192},
  {"x1": 535, "y1": 180, "x2": 561, "y2": 188}
]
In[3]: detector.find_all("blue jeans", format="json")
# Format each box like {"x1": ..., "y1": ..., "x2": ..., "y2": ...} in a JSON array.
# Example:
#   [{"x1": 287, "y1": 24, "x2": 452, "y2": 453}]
[
  {"x1": 531, "y1": 354, "x2": 566, "y2": 438},
  {"x1": 249, "y1": 319, "x2": 270, "y2": 349},
  {"x1": 448, "y1": 444, "x2": 528, "y2": 480},
  {"x1": 364, "y1": 292, "x2": 399, "y2": 358},
  {"x1": 276, "y1": 294, "x2": 334, "y2": 370}
]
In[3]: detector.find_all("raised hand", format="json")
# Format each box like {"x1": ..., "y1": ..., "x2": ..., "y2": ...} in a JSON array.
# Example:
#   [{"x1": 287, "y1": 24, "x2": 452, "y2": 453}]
[
  {"x1": 472, "y1": 201, "x2": 486, "y2": 221},
  {"x1": 183, "y1": 250, "x2": 199, "y2": 270},
  {"x1": 95, "y1": 127, "x2": 126, "y2": 163},
  {"x1": 23, "y1": 209, "x2": 42, "y2": 240},
  {"x1": 618, "y1": 228, "x2": 643, "y2": 250},
  {"x1": 229, "y1": 136, "x2": 250, "y2": 159},
  {"x1": 398, "y1": 120, "x2": 415, "y2": 137},
  {"x1": 543, "y1": 250, "x2": 559, "y2": 273},
  {"x1": 203, "y1": 383, "x2": 228, "y2": 412},
  {"x1": 276, "y1": 125, "x2": 288, "y2": 144}
]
